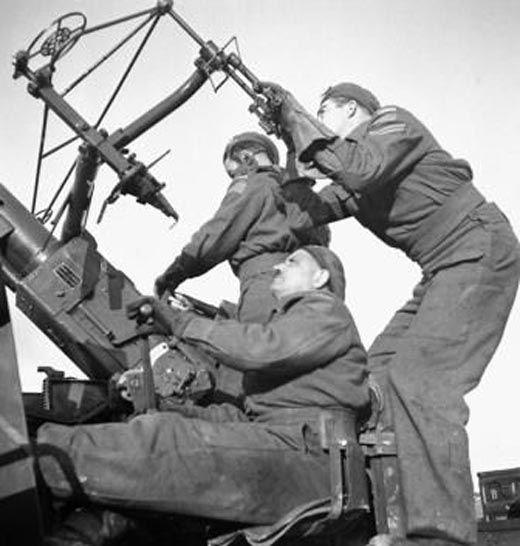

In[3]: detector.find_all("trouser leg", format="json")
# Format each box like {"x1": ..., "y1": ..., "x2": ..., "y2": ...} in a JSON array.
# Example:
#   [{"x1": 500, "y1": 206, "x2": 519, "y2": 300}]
[
  {"x1": 369, "y1": 237, "x2": 519, "y2": 546},
  {"x1": 368, "y1": 289, "x2": 419, "y2": 433},
  {"x1": 367, "y1": 286, "x2": 421, "y2": 540},
  {"x1": 37, "y1": 412, "x2": 330, "y2": 525}
]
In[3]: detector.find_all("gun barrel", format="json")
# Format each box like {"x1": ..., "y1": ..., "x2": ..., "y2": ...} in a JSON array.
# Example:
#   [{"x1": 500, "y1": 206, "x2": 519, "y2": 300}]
[
  {"x1": 110, "y1": 67, "x2": 208, "y2": 150},
  {"x1": 0, "y1": 184, "x2": 61, "y2": 287},
  {"x1": 61, "y1": 144, "x2": 99, "y2": 244}
]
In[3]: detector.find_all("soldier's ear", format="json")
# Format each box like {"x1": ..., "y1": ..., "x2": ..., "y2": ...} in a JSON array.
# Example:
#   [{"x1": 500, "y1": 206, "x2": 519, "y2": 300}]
[
  {"x1": 313, "y1": 268, "x2": 330, "y2": 290},
  {"x1": 345, "y1": 100, "x2": 357, "y2": 117},
  {"x1": 224, "y1": 157, "x2": 240, "y2": 177}
]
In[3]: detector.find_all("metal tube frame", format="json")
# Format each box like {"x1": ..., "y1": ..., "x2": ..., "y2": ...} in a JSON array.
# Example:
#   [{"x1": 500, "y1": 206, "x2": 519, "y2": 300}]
[{"x1": 13, "y1": 0, "x2": 281, "y2": 242}]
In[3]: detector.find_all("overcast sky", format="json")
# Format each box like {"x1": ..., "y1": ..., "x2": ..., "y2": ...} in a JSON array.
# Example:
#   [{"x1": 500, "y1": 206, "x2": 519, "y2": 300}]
[{"x1": 1, "y1": 0, "x2": 519, "y2": 484}]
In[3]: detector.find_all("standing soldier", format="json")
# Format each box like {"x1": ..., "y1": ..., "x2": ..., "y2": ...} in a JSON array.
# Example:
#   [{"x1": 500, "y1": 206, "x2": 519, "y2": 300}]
[
  {"x1": 155, "y1": 131, "x2": 328, "y2": 323},
  {"x1": 265, "y1": 81, "x2": 520, "y2": 546}
]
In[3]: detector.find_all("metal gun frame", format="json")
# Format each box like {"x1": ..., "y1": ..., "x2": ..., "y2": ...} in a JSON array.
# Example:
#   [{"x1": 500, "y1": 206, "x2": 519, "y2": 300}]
[{"x1": 12, "y1": 0, "x2": 282, "y2": 246}]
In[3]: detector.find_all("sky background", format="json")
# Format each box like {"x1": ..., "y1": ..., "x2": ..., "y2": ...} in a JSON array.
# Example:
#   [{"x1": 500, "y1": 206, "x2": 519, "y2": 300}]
[{"x1": 1, "y1": 0, "x2": 519, "y2": 486}]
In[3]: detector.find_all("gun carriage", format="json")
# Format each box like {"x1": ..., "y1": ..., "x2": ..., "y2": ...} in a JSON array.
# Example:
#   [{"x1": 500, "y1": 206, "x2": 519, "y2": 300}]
[{"x1": 0, "y1": 3, "x2": 518, "y2": 545}]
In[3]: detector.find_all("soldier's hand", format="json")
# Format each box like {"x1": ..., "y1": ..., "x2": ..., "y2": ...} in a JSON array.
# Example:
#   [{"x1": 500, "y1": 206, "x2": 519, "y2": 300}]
[
  {"x1": 126, "y1": 296, "x2": 179, "y2": 337},
  {"x1": 256, "y1": 81, "x2": 288, "y2": 103},
  {"x1": 154, "y1": 273, "x2": 181, "y2": 298},
  {"x1": 257, "y1": 82, "x2": 309, "y2": 129},
  {"x1": 115, "y1": 368, "x2": 142, "y2": 401}
]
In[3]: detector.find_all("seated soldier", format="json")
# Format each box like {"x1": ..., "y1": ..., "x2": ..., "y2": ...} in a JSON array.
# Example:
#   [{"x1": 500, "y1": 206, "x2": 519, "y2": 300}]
[
  {"x1": 37, "y1": 245, "x2": 369, "y2": 545},
  {"x1": 155, "y1": 131, "x2": 329, "y2": 401}
]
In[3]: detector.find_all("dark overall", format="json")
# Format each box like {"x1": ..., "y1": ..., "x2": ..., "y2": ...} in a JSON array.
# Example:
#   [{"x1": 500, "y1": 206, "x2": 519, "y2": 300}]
[
  {"x1": 160, "y1": 167, "x2": 330, "y2": 398},
  {"x1": 281, "y1": 103, "x2": 520, "y2": 545},
  {"x1": 38, "y1": 290, "x2": 369, "y2": 524},
  {"x1": 159, "y1": 168, "x2": 328, "y2": 324}
]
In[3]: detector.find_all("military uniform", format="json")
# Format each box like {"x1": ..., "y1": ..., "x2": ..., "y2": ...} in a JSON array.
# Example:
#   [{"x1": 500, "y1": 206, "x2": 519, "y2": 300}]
[
  {"x1": 158, "y1": 167, "x2": 328, "y2": 324},
  {"x1": 38, "y1": 289, "x2": 369, "y2": 524},
  {"x1": 281, "y1": 103, "x2": 520, "y2": 544},
  {"x1": 158, "y1": 165, "x2": 330, "y2": 400}
]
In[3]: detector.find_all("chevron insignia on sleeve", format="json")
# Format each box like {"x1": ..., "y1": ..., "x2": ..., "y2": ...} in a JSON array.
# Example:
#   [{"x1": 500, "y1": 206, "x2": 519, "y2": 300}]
[{"x1": 369, "y1": 106, "x2": 406, "y2": 136}]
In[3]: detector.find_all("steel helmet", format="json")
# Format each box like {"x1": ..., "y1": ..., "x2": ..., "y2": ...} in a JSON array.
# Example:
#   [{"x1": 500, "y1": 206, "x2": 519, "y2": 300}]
[{"x1": 223, "y1": 131, "x2": 279, "y2": 165}]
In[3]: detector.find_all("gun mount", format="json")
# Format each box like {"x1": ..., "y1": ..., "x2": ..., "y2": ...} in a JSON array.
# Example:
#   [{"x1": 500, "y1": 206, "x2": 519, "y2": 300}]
[
  {"x1": 0, "y1": 4, "x2": 247, "y2": 540},
  {"x1": 2, "y1": 3, "x2": 517, "y2": 546},
  {"x1": 11, "y1": 0, "x2": 285, "y2": 247},
  {"x1": 0, "y1": 0, "x2": 292, "y2": 404},
  {"x1": 1, "y1": 0, "x2": 288, "y2": 395}
]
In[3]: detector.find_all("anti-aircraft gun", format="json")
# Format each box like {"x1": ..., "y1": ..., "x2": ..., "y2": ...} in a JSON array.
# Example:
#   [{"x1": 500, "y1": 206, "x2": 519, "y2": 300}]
[
  {"x1": 0, "y1": 2, "x2": 338, "y2": 543},
  {"x1": 1, "y1": 0, "x2": 290, "y2": 396},
  {"x1": 4, "y1": 3, "x2": 514, "y2": 546},
  {"x1": 3, "y1": 0, "x2": 290, "y2": 391}
]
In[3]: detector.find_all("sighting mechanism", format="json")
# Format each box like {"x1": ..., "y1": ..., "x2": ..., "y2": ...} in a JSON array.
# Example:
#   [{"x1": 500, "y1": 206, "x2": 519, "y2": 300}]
[
  {"x1": 19, "y1": 12, "x2": 87, "y2": 69},
  {"x1": 12, "y1": 0, "x2": 284, "y2": 243}
]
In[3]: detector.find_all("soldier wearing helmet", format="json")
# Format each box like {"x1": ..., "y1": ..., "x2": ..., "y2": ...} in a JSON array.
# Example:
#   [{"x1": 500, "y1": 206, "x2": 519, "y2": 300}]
[
  {"x1": 154, "y1": 131, "x2": 329, "y2": 398},
  {"x1": 155, "y1": 131, "x2": 328, "y2": 324},
  {"x1": 222, "y1": 131, "x2": 280, "y2": 177}
]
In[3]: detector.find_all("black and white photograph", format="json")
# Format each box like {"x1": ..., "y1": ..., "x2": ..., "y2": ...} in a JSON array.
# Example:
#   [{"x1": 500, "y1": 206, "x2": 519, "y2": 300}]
[{"x1": 0, "y1": 1, "x2": 519, "y2": 545}]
